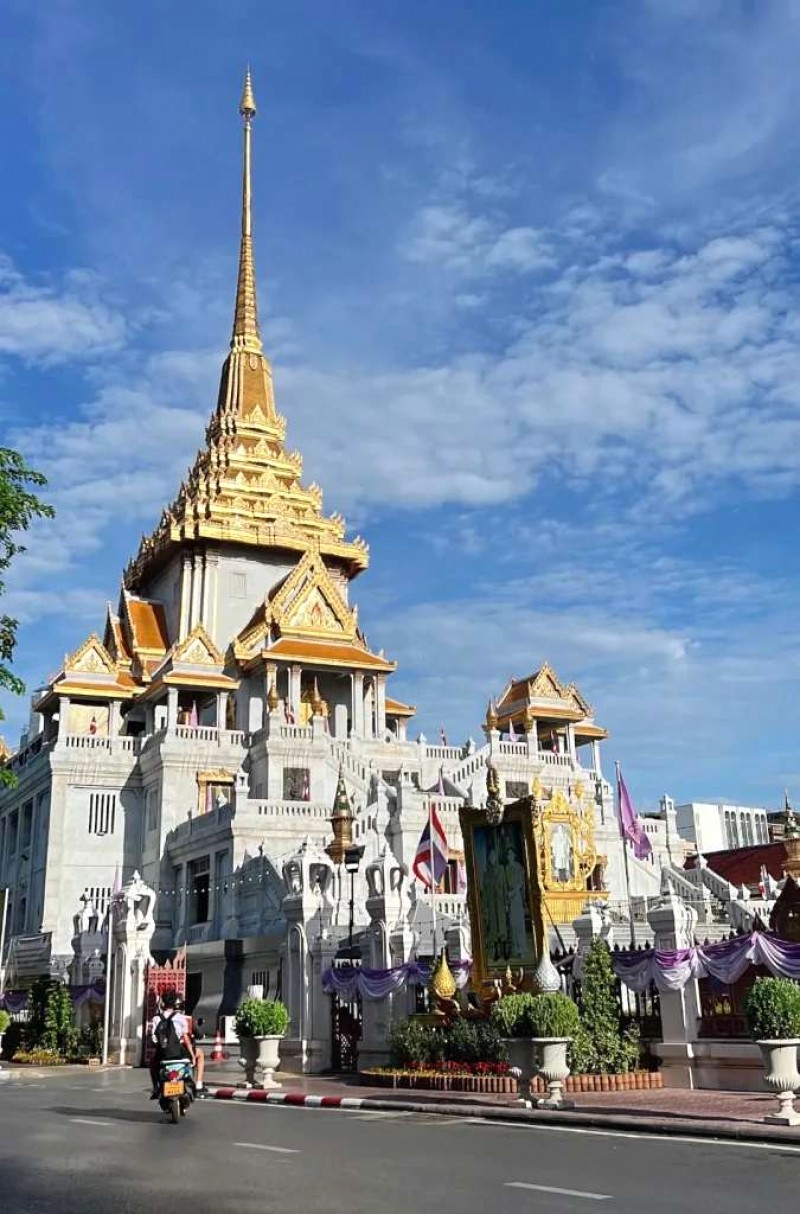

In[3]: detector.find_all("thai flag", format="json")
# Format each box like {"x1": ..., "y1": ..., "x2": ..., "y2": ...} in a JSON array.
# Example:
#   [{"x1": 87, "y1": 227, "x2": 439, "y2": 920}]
[{"x1": 413, "y1": 804, "x2": 449, "y2": 891}]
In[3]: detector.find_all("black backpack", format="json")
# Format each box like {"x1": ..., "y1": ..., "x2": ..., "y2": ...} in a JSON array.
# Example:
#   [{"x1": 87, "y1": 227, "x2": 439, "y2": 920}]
[{"x1": 154, "y1": 1011, "x2": 183, "y2": 1059}]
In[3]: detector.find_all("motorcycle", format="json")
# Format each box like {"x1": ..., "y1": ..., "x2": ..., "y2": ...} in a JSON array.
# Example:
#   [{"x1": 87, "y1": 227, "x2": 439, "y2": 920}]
[{"x1": 158, "y1": 1058, "x2": 195, "y2": 1124}]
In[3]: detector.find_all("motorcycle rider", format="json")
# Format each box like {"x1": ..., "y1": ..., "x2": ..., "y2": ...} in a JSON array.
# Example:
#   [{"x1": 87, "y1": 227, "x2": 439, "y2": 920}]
[
  {"x1": 176, "y1": 997, "x2": 208, "y2": 1099},
  {"x1": 149, "y1": 988, "x2": 196, "y2": 1099}
]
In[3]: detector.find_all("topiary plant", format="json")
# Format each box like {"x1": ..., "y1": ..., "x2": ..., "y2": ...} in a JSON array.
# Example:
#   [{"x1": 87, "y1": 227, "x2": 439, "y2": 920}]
[
  {"x1": 527, "y1": 992, "x2": 581, "y2": 1039},
  {"x1": 491, "y1": 993, "x2": 538, "y2": 1038},
  {"x1": 0, "y1": 1010, "x2": 10, "y2": 1036},
  {"x1": 744, "y1": 977, "x2": 800, "y2": 1041},
  {"x1": 575, "y1": 938, "x2": 642, "y2": 1074},
  {"x1": 234, "y1": 998, "x2": 290, "y2": 1038}
]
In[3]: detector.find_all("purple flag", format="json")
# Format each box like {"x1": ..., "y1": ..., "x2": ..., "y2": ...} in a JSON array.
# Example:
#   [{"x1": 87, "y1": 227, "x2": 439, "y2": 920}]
[{"x1": 616, "y1": 763, "x2": 652, "y2": 860}]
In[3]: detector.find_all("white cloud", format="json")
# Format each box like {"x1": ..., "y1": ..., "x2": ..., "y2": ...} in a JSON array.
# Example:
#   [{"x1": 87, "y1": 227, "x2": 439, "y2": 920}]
[{"x1": 0, "y1": 255, "x2": 125, "y2": 364}]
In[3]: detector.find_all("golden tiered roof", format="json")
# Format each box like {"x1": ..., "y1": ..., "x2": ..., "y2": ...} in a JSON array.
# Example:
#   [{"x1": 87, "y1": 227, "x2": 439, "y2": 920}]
[
  {"x1": 124, "y1": 71, "x2": 368, "y2": 591},
  {"x1": 492, "y1": 661, "x2": 608, "y2": 740}
]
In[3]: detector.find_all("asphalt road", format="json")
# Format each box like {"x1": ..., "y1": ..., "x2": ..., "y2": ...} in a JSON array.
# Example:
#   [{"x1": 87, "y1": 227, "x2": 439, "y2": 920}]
[{"x1": 1, "y1": 1067, "x2": 799, "y2": 1213}]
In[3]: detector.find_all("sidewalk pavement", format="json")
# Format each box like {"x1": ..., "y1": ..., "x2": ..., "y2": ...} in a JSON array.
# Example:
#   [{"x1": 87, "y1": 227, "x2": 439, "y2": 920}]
[{"x1": 202, "y1": 1057, "x2": 800, "y2": 1145}]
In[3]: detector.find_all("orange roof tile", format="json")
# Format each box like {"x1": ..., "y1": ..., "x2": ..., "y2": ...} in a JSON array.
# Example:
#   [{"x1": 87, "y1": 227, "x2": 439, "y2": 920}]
[
  {"x1": 385, "y1": 697, "x2": 416, "y2": 717},
  {"x1": 266, "y1": 637, "x2": 395, "y2": 671},
  {"x1": 127, "y1": 597, "x2": 170, "y2": 652}
]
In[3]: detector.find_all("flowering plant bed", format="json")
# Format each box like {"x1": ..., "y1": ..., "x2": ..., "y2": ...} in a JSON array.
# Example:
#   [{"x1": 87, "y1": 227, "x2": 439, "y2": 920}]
[
  {"x1": 361, "y1": 1066, "x2": 662, "y2": 1094},
  {"x1": 361, "y1": 1066, "x2": 517, "y2": 1093}
]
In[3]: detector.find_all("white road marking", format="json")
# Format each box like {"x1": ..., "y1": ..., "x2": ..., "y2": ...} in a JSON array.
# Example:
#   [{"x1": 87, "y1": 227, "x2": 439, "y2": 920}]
[
  {"x1": 234, "y1": 1142, "x2": 300, "y2": 1154},
  {"x1": 506, "y1": 1182, "x2": 611, "y2": 1201},
  {"x1": 351, "y1": 1111, "x2": 415, "y2": 1120},
  {"x1": 471, "y1": 1119, "x2": 800, "y2": 1153},
  {"x1": 69, "y1": 1118, "x2": 114, "y2": 1128}
]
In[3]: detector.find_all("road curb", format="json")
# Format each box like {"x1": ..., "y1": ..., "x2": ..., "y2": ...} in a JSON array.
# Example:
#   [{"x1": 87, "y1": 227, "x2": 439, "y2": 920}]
[{"x1": 205, "y1": 1085, "x2": 800, "y2": 1145}]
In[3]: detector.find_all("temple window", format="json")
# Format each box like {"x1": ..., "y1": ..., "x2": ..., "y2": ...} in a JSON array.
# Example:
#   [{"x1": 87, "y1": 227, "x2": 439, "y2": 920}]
[
  {"x1": 505, "y1": 781, "x2": 528, "y2": 801},
  {"x1": 283, "y1": 767, "x2": 310, "y2": 801},
  {"x1": 188, "y1": 856, "x2": 211, "y2": 925},
  {"x1": 88, "y1": 792, "x2": 117, "y2": 836},
  {"x1": 20, "y1": 802, "x2": 33, "y2": 851}
]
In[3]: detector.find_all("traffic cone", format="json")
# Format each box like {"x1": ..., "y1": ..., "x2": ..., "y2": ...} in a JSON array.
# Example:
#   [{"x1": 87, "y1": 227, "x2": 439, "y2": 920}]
[{"x1": 211, "y1": 1027, "x2": 224, "y2": 1063}]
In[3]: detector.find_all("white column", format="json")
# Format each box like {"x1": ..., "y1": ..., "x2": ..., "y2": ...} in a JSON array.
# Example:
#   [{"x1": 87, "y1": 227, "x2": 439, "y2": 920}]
[
  {"x1": 526, "y1": 716, "x2": 538, "y2": 757},
  {"x1": 591, "y1": 740, "x2": 602, "y2": 778},
  {"x1": 217, "y1": 691, "x2": 229, "y2": 742},
  {"x1": 290, "y1": 666, "x2": 302, "y2": 722},
  {"x1": 57, "y1": 696, "x2": 71, "y2": 738},
  {"x1": 352, "y1": 673, "x2": 365, "y2": 737},
  {"x1": 648, "y1": 896, "x2": 701, "y2": 1089},
  {"x1": 189, "y1": 555, "x2": 202, "y2": 630},
  {"x1": 566, "y1": 724, "x2": 577, "y2": 762},
  {"x1": 179, "y1": 554, "x2": 192, "y2": 640},
  {"x1": 375, "y1": 676, "x2": 387, "y2": 741},
  {"x1": 167, "y1": 687, "x2": 179, "y2": 730}
]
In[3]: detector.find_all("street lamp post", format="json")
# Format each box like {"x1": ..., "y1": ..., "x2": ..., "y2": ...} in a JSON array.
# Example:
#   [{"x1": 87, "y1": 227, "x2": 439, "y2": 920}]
[{"x1": 344, "y1": 844, "x2": 365, "y2": 956}]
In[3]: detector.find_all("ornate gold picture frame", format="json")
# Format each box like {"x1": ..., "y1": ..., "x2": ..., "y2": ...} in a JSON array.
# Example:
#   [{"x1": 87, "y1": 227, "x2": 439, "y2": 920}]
[{"x1": 459, "y1": 799, "x2": 545, "y2": 987}]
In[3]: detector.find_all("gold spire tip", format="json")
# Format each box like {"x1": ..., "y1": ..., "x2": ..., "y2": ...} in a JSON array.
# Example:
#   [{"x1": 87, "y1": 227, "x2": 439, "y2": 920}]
[{"x1": 240, "y1": 68, "x2": 257, "y2": 118}]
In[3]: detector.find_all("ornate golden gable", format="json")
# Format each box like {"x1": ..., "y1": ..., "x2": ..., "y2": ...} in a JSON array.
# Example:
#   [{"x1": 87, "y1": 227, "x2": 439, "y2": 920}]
[
  {"x1": 64, "y1": 634, "x2": 117, "y2": 677},
  {"x1": 529, "y1": 661, "x2": 566, "y2": 701},
  {"x1": 171, "y1": 624, "x2": 225, "y2": 668},
  {"x1": 270, "y1": 551, "x2": 357, "y2": 642},
  {"x1": 564, "y1": 681, "x2": 594, "y2": 717}
]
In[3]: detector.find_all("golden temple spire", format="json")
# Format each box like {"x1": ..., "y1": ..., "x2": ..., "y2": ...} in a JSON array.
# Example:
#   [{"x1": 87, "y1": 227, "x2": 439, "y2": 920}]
[{"x1": 232, "y1": 68, "x2": 262, "y2": 353}]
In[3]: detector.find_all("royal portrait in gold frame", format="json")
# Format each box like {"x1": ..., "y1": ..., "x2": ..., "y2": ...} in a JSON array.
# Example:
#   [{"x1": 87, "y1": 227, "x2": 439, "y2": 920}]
[{"x1": 459, "y1": 799, "x2": 545, "y2": 986}]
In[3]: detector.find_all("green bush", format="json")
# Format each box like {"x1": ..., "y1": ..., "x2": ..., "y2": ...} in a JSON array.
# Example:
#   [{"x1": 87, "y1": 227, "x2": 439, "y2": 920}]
[
  {"x1": 388, "y1": 1017, "x2": 505, "y2": 1066},
  {"x1": 234, "y1": 998, "x2": 290, "y2": 1038},
  {"x1": 527, "y1": 992, "x2": 581, "y2": 1039},
  {"x1": 491, "y1": 993, "x2": 538, "y2": 1038},
  {"x1": 744, "y1": 977, "x2": 800, "y2": 1040},
  {"x1": 0, "y1": 1010, "x2": 10, "y2": 1035},
  {"x1": 0, "y1": 1021, "x2": 26, "y2": 1060},
  {"x1": 574, "y1": 939, "x2": 642, "y2": 1074},
  {"x1": 27, "y1": 978, "x2": 77, "y2": 1058}
]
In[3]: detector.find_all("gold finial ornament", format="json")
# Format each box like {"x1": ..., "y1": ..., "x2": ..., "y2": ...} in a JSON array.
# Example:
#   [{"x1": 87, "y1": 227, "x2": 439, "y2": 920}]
[
  {"x1": 429, "y1": 950, "x2": 457, "y2": 1004},
  {"x1": 326, "y1": 768, "x2": 354, "y2": 865},
  {"x1": 484, "y1": 698, "x2": 498, "y2": 732},
  {"x1": 232, "y1": 68, "x2": 262, "y2": 354},
  {"x1": 311, "y1": 677, "x2": 324, "y2": 716},
  {"x1": 267, "y1": 680, "x2": 280, "y2": 712},
  {"x1": 240, "y1": 66, "x2": 257, "y2": 117}
]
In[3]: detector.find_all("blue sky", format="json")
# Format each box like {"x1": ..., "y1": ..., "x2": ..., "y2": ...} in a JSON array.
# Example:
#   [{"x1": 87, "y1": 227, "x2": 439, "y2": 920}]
[{"x1": 2, "y1": 0, "x2": 800, "y2": 809}]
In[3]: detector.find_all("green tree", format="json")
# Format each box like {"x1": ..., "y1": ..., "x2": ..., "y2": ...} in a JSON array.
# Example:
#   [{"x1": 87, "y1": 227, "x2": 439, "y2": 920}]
[
  {"x1": 0, "y1": 447, "x2": 54, "y2": 785},
  {"x1": 27, "y1": 976, "x2": 77, "y2": 1057},
  {"x1": 573, "y1": 938, "x2": 641, "y2": 1074}
]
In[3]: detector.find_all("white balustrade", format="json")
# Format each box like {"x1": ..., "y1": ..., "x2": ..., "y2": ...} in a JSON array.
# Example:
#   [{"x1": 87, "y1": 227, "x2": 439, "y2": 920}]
[
  {"x1": 498, "y1": 741, "x2": 528, "y2": 756},
  {"x1": 173, "y1": 725, "x2": 219, "y2": 742},
  {"x1": 279, "y1": 724, "x2": 313, "y2": 740},
  {"x1": 424, "y1": 744, "x2": 464, "y2": 761},
  {"x1": 537, "y1": 750, "x2": 572, "y2": 768},
  {"x1": 251, "y1": 800, "x2": 330, "y2": 820},
  {"x1": 62, "y1": 734, "x2": 112, "y2": 751}
]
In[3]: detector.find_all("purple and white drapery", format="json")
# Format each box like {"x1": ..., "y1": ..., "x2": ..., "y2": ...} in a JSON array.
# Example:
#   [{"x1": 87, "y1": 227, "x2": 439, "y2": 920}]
[
  {"x1": 0, "y1": 982, "x2": 105, "y2": 1013},
  {"x1": 612, "y1": 931, "x2": 800, "y2": 993},
  {"x1": 323, "y1": 960, "x2": 472, "y2": 1002}
]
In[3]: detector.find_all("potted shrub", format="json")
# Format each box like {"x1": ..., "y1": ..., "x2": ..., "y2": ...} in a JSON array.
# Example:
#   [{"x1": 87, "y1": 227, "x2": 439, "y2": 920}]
[
  {"x1": 744, "y1": 977, "x2": 800, "y2": 1125},
  {"x1": 491, "y1": 993, "x2": 538, "y2": 1105},
  {"x1": 235, "y1": 998, "x2": 290, "y2": 1090},
  {"x1": 527, "y1": 992, "x2": 581, "y2": 1109},
  {"x1": 0, "y1": 1010, "x2": 9, "y2": 1064}
]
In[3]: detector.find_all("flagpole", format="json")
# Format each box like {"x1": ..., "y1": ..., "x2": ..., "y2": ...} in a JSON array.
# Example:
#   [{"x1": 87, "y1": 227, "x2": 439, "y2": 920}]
[
  {"x1": 430, "y1": 795, "x2": 438, "y2": 962},
  {"x1": 101, "y1": 870, "x2": 120, "y2": 1067},
  {"x1": 615, "y1": 762, "x2": 636, "y2": 948}
]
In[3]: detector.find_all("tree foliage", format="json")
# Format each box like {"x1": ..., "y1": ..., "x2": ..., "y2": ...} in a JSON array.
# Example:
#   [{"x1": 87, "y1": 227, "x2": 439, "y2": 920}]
[
  {"x1": 570, "y1": 938, "x2": 641, "y2": 1074},
  {"x1": 27, "y1": 977, "x2": 77, "y2": 1057},
  {"x1": 0, "y1": 447, "x2": 54, "y2": 783}
]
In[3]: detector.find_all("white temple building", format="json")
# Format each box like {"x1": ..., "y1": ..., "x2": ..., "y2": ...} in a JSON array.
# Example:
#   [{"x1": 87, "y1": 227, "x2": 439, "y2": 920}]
[{"x1": 0, "y1": 77, "x2": 748, "y2": 1065}]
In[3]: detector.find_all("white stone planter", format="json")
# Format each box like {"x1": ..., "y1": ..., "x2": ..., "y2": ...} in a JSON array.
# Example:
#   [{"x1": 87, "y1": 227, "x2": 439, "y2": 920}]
[
  {"x1": 533, "y1": 1037, "x2": 573, "y2": 1109},
  {"x1": 238, "y1": 1034, "x2": 283, "y2": 1090},
  {"x1": 757, "y1": 1039, "x2": 800, "y2": 1125},
  {"x1": 502, "y1": 1038, "x2": 537, "y2": 1107}
]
